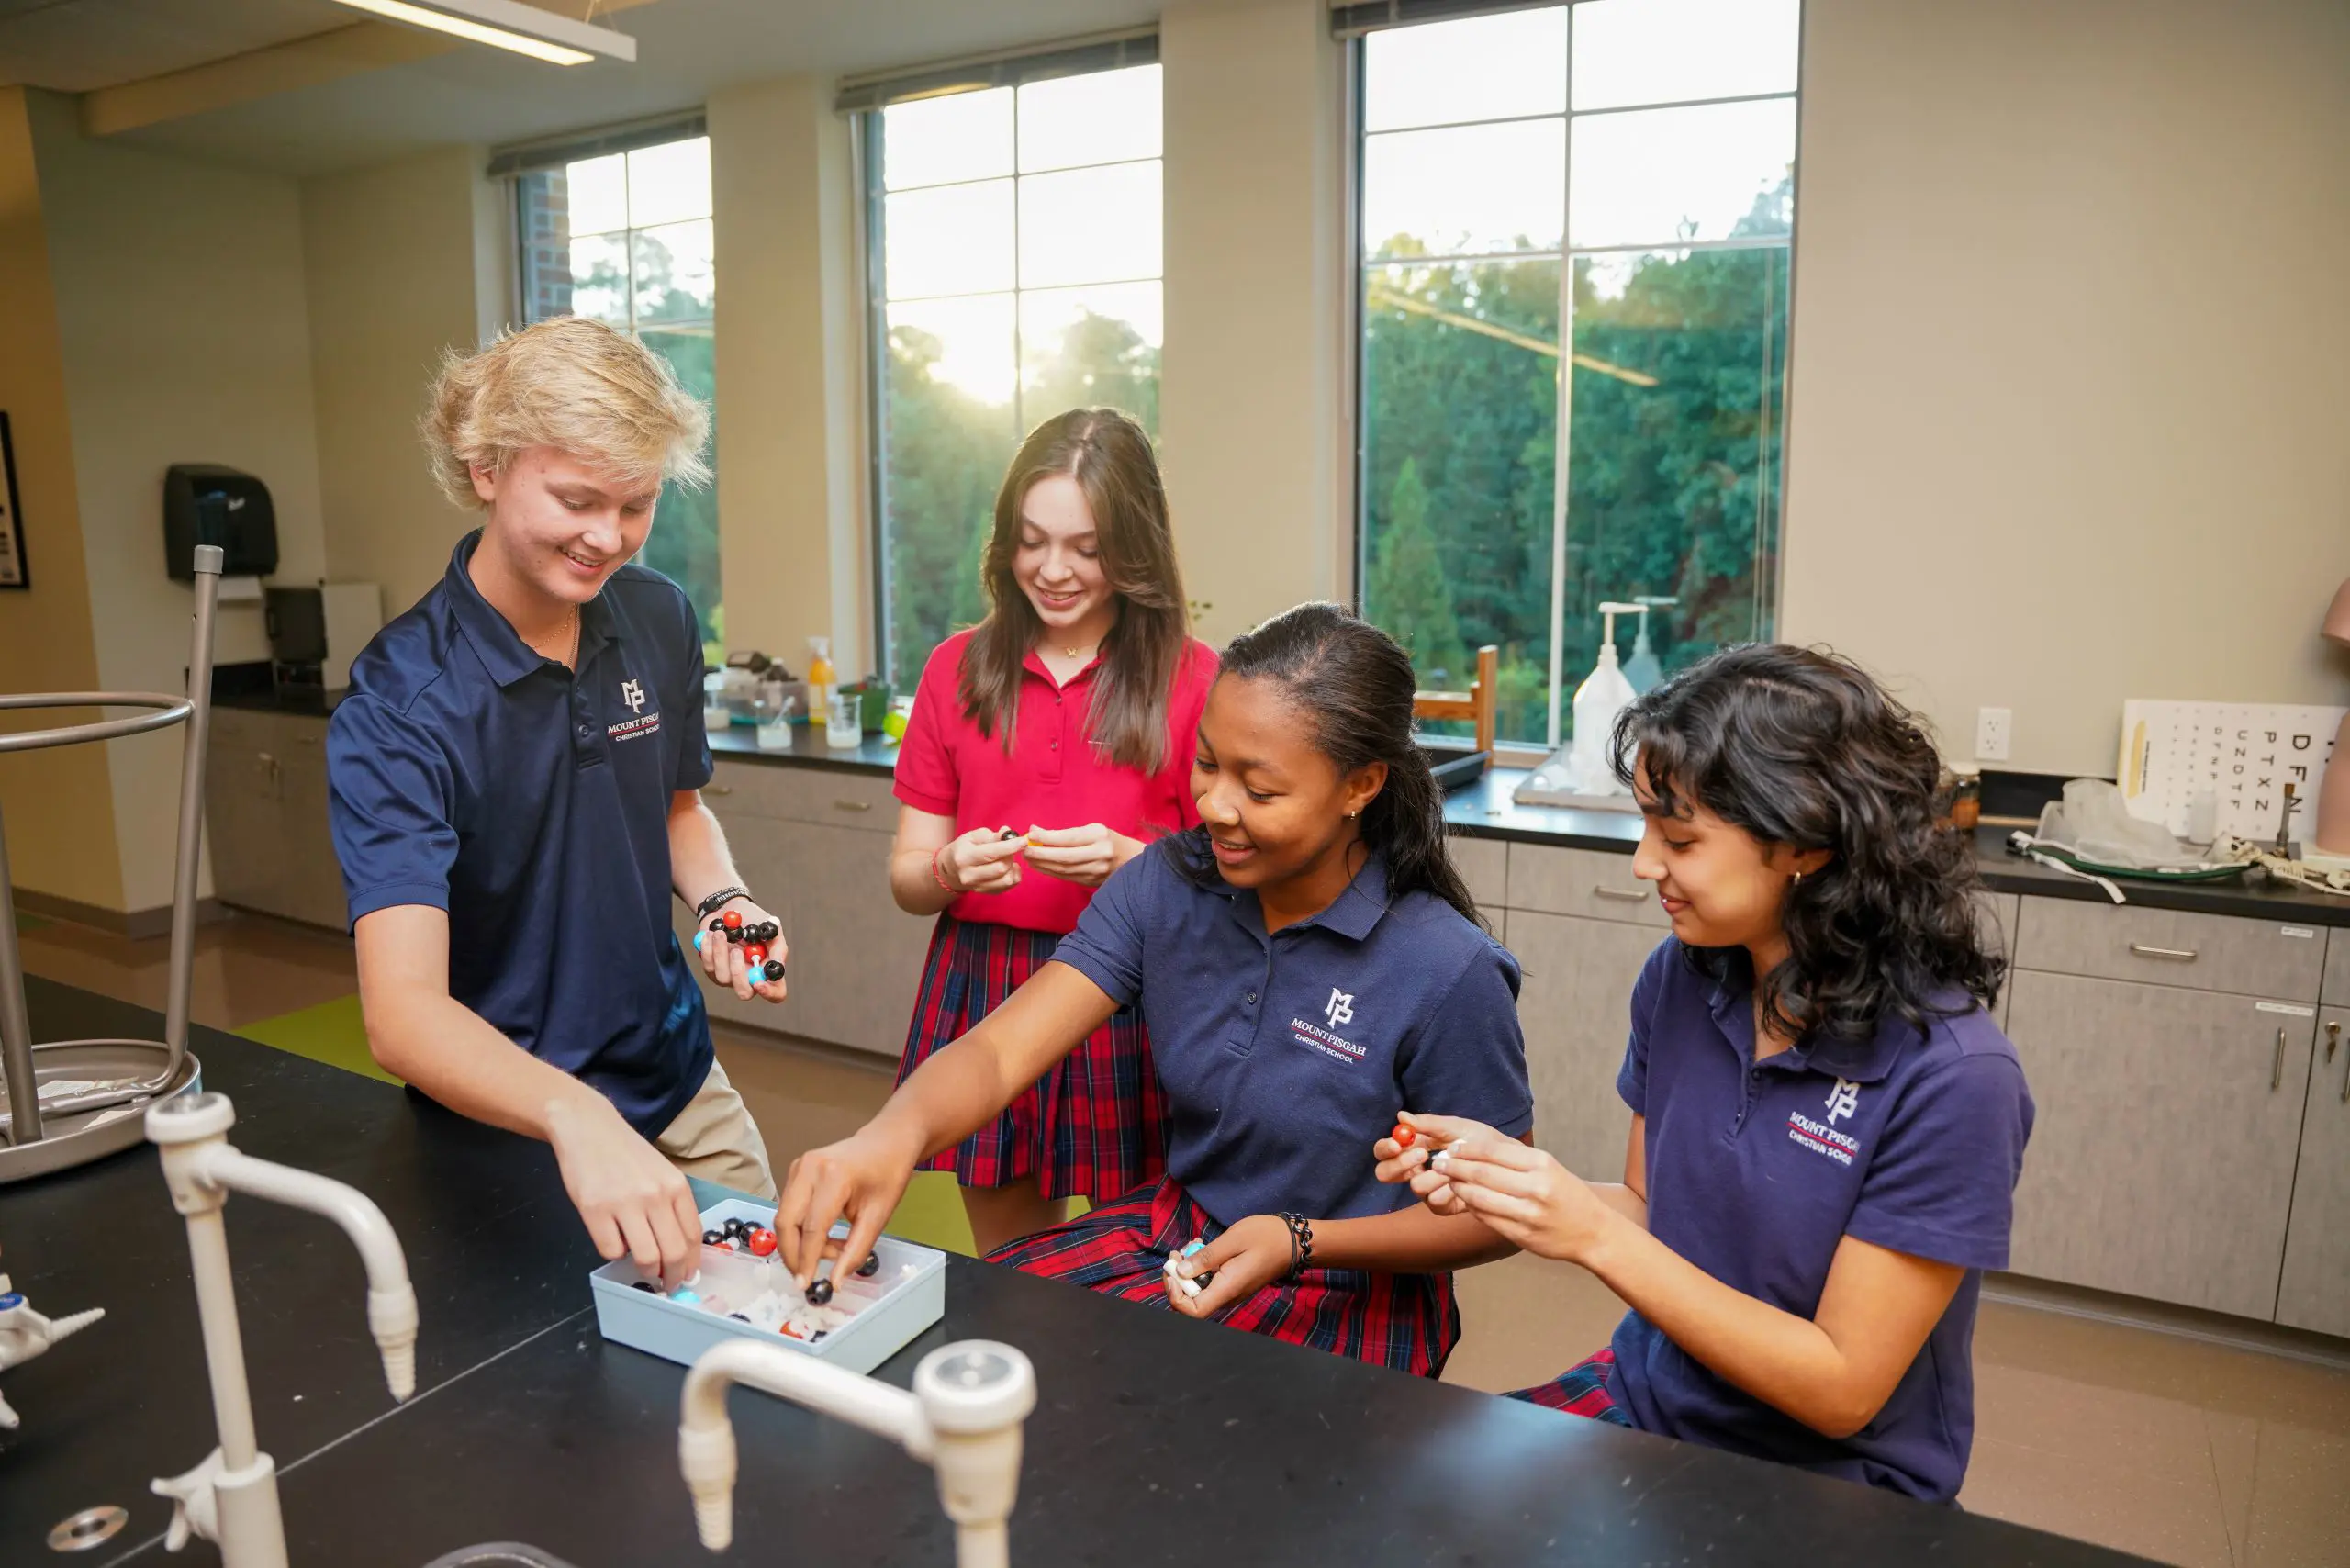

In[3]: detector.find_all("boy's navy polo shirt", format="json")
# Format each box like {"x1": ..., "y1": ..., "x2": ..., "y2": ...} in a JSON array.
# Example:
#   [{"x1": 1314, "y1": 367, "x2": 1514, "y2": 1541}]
[
  {"x1": 1050, "y1": 838, "x2": 1533, "y2": 1226},
  {"x1": 1608, "y1": 938, "x2": 2034, "y2": 1502},
  {"x1": 327, "y1": 532, "x2": 716, "y2": 1137}
]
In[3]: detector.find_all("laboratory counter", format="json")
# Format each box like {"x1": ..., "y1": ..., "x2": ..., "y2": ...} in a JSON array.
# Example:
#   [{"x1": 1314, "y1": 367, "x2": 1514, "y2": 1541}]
[
  {"x1": 701, "y1": 733, "x2": 2350, "y2": 929},
  {"x1": 0, "y1": 977, "x2": 2150, "y2": 1568}
]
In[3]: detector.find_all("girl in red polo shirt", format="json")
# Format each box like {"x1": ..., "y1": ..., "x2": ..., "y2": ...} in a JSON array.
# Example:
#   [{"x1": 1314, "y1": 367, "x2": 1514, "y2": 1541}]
[{"x1": 886, "y1": 408, "x2": 1217, "y2": 1256}]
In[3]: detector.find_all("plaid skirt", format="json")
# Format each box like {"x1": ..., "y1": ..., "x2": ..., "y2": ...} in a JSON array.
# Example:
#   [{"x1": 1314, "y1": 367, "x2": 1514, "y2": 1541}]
[
  {"x1": 898, "y1": 913, "x2": 1168, "y2": 1201},
  {"x1": 985, "y1": 1177, "x2": 1462, "y2": 1379},
  {"x1": 1506, "y1": 1348, "x2": 1631, "y2": 1424}
]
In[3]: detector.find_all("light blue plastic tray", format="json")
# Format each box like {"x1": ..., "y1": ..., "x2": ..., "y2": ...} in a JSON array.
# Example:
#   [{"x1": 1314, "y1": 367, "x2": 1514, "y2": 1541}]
[{"x1": 590, "y1": 1196, "x2": 947, "y2": 1377}]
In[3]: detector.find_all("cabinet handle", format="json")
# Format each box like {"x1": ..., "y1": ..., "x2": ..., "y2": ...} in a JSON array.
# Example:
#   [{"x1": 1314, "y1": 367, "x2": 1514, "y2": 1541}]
[
  {"x1": 2271, "y1": 1027, "x2": 2286, "y2": 1092},
  {"x1": 2128, "y1": 943, "x2": 2199, "y2": 962},
  {"x1": 1592, "y1": 886, "x2": 1647, "y2": 902},
  {"x1": 704, "y1": 785, "x2": 733, "y2": 796},
  {"x1": 833, "y1": 799, "x2": 873, "y2": 813}
]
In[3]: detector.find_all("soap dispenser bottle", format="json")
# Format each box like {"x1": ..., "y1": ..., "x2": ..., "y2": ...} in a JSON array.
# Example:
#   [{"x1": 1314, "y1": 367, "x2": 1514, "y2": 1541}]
[
  {"x1": 1567, "y1": 602, "x2": 1642, "y2": 794},
  {"x1": 1621, "y1": 596, "x2": 1676, "y2": 696}
]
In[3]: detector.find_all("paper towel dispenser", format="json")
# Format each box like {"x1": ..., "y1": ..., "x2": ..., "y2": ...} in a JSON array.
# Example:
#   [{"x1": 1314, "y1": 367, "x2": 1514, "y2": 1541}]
[{"x1": 164, "y1": 465, "x2": 277, "y2": 580}]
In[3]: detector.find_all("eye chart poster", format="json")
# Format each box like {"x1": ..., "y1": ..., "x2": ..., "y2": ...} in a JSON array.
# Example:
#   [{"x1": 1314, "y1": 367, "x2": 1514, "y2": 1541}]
[
  {"x1": 2118, "y1": 700, "x2": 2345, "y2": 841},
  {"x1": 0, "y1": 412, "x2": 23, "y2": 588}
]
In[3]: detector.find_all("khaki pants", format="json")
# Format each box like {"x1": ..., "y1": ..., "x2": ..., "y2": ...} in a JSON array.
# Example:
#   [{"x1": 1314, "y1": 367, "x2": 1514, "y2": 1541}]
[{"x1": 654, "y1": 1057, "x2": 778, "y2": 1200}]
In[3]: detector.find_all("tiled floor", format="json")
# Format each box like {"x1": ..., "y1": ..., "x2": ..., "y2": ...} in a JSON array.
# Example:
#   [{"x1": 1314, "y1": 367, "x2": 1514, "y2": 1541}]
[{"x1": 14, "y1": 908, "x2": 2350, "y2": 1565}]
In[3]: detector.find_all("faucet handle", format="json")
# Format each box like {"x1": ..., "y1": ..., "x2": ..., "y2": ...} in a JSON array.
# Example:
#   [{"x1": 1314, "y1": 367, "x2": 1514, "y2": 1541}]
[
  {"x1": 152, "y1": 1450, "x2": 229, "y2": 1551},
  {"x1": 912, "y1": 1342, "x2": 1035, "y2": 1435}
]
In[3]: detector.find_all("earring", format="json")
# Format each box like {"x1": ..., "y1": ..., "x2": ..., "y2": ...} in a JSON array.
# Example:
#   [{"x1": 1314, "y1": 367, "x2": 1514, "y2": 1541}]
[
  {"x1": 1347, "y1": 810, "x2": 1359, "y2": 820},
  {"x1": 1792, "y1": 870, "x2": 1805, "y2": 887}
]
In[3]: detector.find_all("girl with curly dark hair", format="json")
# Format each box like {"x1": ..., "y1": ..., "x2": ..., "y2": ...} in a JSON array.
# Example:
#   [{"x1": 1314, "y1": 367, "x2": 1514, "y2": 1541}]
[{"x1": 1378, "y1": 644, "x2": 2034, "y2": 1503}]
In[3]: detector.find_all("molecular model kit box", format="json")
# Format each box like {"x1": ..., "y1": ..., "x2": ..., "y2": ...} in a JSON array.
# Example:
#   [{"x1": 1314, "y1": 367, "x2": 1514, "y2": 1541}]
[{"x1": 591, "y1": 1197, "x2": 947, "y2": 1377}]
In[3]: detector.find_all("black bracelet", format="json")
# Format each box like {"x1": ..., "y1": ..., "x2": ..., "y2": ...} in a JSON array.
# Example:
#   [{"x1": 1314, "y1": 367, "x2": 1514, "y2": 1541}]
[
  {"x1": 1278, "y1": 1212, "x2": 1315, "y2": 1280},
  {"x1": 693, "y1": 885, "x2": 751, "y2": 923}
]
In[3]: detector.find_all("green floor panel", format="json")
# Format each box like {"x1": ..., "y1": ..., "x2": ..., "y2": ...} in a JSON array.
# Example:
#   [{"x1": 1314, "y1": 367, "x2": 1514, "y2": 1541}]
[
  {"x1": 878, "y1": 1179, "x2": 1089, "y2": 1259},
  {"x1": 234, "y1": 994, "x2": 400, "y2": 1085}
]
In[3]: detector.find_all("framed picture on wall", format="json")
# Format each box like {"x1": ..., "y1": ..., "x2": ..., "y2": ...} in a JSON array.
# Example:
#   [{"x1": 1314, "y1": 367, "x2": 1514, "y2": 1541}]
[{"x1": 0, "y1": 411, "x2": 25, "y2": 589}]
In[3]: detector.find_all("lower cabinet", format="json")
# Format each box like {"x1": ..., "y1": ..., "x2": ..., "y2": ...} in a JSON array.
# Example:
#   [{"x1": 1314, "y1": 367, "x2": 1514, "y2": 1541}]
[
  {"x1": 677, "y1": 811, "x2": 932, "y2": 1059},
  {"x1": 2004, "y1": 969, "x2": 2314, "y2": 1320},
  {"x1": 1502, "y1": 909, "x2": 1661, "y2": 1182},
  {"x1": 204, "y1": 709, "x2": 346, "y2": 931},
  {"x1": 2277, "y1": 1009, "x2": 2350, "y2": 1337}
]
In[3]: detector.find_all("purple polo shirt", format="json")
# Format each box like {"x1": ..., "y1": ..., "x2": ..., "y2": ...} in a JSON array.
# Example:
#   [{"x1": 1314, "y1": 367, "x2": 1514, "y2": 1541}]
[
  {"x1": 1050, "y1": 841, "x2": 1533, "y2": 1227},
  {"x1": 1607, "y1": 938, "x2": 2033, "y2": 1502}
]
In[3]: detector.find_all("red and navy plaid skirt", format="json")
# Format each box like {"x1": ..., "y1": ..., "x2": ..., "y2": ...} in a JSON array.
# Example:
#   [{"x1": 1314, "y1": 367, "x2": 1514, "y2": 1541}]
[
  {"x1": 1507, "y1": 1348, "x2": 1631, "y2": 1424},
  {"x1": 985, "y1": 1177, "x2": 1462, "y2": 1379},
  {"x1": 898, "y1": 913, "x2": 1167, "y2": 1201}
]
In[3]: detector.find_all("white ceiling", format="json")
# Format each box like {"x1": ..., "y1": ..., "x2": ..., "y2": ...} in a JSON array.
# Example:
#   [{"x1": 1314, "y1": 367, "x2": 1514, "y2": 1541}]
[{"x1": 1, "y1": 0, "x2": 1160, "y2": 175}]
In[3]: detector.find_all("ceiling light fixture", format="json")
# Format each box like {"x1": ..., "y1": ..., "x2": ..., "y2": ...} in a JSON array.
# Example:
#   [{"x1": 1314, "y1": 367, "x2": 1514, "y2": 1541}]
[{"x1": 325, "y1": 0, "x2": 637, "y2": 66}]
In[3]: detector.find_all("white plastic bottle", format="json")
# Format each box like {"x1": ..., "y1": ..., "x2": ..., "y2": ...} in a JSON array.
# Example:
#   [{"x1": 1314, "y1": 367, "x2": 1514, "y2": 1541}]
[{"x1": 1566, "y1": 603, "x2": 1641, "y2": 795}]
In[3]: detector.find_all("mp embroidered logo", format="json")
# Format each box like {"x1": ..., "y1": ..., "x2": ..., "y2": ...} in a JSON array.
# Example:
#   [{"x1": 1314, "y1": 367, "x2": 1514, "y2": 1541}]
[
  {"x1": 1824, "y1": 1077, "x2": 1861, "y2": 1125},
  {"x1": 621, "y1": 678, "x2": 647, "y2": 713},
  {"x1": 1325, "y1": 989, "x2": 1355, "y2": 1028}
]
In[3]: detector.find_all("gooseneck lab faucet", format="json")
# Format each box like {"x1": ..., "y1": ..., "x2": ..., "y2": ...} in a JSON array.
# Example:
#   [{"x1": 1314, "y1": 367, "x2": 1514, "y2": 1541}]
[
  {"x1": 679, "y1": 1337, "x2": 1035, "y2": 1568},
  {"x1": 145, "y1": 1092, "x2": 419, "y2": 1568}
]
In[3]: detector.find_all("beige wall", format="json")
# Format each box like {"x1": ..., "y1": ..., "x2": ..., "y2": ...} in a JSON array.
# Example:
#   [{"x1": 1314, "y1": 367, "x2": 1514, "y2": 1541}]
[
  {"x1": 303, "y1": 145, "x2": 505, "y2": 622},
  {"x1": 1159, "y1": 0, "x2": 1351, "y2": 646},
  {"x1": 22, "y1": 91, "x2": 328, "y2": 912},
  {"x1": 708, "y1": 74, "x2": 868, "y2": 678},
  {"x1": 0, "y1": 88, "x2": 125, "y2": 912},
  {"x1": 1780, "y1": 0, "x2": 2350, "y2": 775}
]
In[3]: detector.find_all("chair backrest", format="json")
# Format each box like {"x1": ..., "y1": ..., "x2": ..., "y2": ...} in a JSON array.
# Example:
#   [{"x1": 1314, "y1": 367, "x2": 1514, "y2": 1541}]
[{"x1": 1411, "y1": 644, "x2": 1499, "y2": 755}]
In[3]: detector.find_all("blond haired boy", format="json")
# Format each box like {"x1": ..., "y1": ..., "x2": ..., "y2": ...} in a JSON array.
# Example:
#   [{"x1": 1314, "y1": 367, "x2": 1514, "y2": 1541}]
[{"x1": 329, "y1": 318, "x2": 784, "y2": 1285}]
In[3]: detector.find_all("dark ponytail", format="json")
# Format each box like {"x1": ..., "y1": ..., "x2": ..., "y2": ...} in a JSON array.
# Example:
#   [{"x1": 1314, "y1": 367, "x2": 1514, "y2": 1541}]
[
  {"x1": 1609, "y1": 644, "x2": 2003, "y2": 1043},
  {"x1": 1173, "y1": 601, "x2": 1483, "y2": 928}
]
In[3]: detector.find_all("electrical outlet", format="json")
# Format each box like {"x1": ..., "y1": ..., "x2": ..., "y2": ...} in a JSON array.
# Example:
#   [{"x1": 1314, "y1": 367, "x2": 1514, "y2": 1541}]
[{"x1": 1975, "y1": 707, "x2": 2011, "y2": 763}]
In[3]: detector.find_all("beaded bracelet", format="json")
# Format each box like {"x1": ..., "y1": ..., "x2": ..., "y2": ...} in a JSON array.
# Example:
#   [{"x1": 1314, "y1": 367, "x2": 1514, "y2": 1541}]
[{"x1": 1278, "y1": 1212, "x2": 1315, "y2": 1280}]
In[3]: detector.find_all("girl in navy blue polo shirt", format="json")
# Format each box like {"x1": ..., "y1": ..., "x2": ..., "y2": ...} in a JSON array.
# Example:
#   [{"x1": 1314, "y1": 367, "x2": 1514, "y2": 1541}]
[
  {"x1": 778, "y1": 603, "x2": 1531, "y2": 1376},
  {"x1": 1386, "y1": 646, "x2": 2032, "y2": 1500}
]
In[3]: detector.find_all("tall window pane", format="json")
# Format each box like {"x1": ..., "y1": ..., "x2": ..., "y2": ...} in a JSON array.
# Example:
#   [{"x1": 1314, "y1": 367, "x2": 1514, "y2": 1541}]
[
  {"x1": 1358, "y1": 5, "x2": 1797, "y2": 746},
  {"x1": 870, "y1": 64, "x2": 1163, "y2": 686},
  {"x1": 516, "y1": 135, "x2": 721, "y2": 655}
]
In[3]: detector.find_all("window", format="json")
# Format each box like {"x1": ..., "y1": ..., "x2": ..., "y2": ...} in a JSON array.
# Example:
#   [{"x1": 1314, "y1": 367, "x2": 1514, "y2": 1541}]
[
  {"x1": 865, "y1": 64, "x2": 1164, "y2": 686},
  {"x1": 1357, "y1": 1, "x2": 1797, "y2": 745},
  {"x1": 517, "y1": 135, "x2": 722, "y2": 655}
]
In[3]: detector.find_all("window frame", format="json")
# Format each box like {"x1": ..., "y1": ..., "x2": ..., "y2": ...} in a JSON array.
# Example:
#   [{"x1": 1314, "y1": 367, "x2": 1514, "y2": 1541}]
[
  {"x1": 505, "y1": 130, "x2": 722, "y2": 653},
  {"x1": 857, "y1": 67, "x2": 1167, "y2": 689},
  {"x1": 1348, "y1": 3, "x2": 1803, "y2": 749}
]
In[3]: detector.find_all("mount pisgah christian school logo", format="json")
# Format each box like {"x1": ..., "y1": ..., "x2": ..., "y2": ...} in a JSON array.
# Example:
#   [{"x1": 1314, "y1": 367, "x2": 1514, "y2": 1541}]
[
  {"x1": 1290, "y1": 987, "x2": 1367, "y2": 1065},
  {"x1": 1786, "y1": 1077, "x2": 1863, "y2": 1166},
  {"x1": 608, "y1": 677, "x2": 662, "y2": 743}
]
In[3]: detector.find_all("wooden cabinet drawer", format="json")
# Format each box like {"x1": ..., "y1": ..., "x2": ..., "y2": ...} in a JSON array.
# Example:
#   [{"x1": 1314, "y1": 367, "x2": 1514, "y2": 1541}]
[
  {"x1": 700, "y1": 759, "x2": 899, "y2": 831},
  {"x1": 1505, "y1": 843, "x2": 1664, "y2": 927},
  {"x1": 1449, "y1": 834, "x2": 1506, "y2": 914},
  {"x1": 2326, "y1": 929, "x2": 2350, "y2": 1007},
  {"x1": 2012, "y1": 897, "x2": 2326, "y2": 1001}
]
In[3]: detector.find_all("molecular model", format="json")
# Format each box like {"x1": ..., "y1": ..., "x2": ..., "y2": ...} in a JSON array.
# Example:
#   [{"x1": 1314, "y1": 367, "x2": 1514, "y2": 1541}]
[
  {"x1": 693, "y1": 908, "x2": 786, "y2": 983},
  {"x1": 636, "y1": 1220, "x2": 888, "y2": 1341}
]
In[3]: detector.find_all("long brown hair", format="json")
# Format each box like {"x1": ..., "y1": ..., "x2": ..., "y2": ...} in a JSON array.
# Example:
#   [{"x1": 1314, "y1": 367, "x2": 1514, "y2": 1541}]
[{"x1": 958, "y1": 409, "x2": 1191, "y2": 773}]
